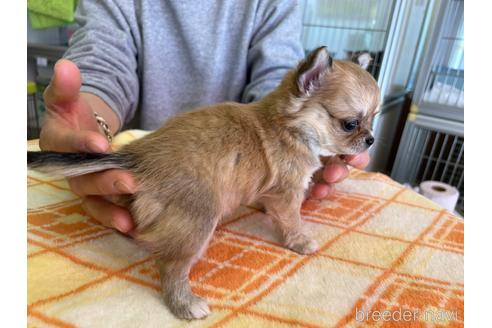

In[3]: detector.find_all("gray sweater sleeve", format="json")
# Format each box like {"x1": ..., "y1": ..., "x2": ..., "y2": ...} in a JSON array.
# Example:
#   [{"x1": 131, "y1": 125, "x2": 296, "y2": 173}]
[
  {"x1": 64, "y1": 0, "x2": 140, "y2": 126},
  {"x1": 241, "y1": 0, "x2": 305, "y2": 103}
]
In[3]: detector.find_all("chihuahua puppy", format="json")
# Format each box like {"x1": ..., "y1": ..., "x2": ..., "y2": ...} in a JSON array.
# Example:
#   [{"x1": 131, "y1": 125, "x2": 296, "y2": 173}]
[{"x1": 28, "y1": 47, "x2": 380, "y2": 320}]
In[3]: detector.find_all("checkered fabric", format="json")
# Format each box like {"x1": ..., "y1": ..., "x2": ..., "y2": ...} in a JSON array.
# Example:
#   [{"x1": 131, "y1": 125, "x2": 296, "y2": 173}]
[{"x1": 28, "y1": 130, "x2": 464, "y2": 327}]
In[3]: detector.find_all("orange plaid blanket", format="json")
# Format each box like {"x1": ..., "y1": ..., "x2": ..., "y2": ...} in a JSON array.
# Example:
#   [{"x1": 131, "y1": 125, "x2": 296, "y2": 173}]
[{"x1": 28, "y1": 130, "x2": 463, "y2": 327}]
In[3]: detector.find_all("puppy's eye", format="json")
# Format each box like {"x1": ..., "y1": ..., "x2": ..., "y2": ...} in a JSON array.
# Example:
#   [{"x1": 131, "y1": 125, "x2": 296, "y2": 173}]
[{"x1": 342, "y1": 120, "x2": 359, "y2": 132}]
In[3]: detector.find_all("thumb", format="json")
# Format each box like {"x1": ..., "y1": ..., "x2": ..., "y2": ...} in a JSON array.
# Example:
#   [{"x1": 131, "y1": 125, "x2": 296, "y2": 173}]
[{"x1": 44, "y1": 59, "x2": 82, "y2": 107}]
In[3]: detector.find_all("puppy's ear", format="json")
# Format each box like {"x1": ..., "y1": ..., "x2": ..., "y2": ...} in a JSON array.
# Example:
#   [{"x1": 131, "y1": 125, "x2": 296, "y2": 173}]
[
  {"x1": 296, "y1": 46, "x2": 332, "y2": 96},
  {"x1": 352, "y1": 52, "x2": 372, "y2": 70}
]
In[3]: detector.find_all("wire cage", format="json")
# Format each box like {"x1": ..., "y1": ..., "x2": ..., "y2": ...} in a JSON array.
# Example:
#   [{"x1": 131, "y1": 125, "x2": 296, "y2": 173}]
[
  {"x1": 299, "y1": 0, "x2": 397, "y2": 80},
  {"x1": 392, "y1": 115, "x2": 463, "y2": 215},
  {"x1": 392, "y1": 0, "x2": 464, "y2": 216},
  {"x1": 413, "y1": 0, "x2": 464, "y2": 121}
]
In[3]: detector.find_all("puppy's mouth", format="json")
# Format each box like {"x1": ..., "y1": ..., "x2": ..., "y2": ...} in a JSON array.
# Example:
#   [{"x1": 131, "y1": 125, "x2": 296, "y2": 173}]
[
  {"x1": 324, "y1": 135, "x2": 374, "y2": 155},
  {"x1": 350, "y1": 135, "x2": 375, "y2": 154}
]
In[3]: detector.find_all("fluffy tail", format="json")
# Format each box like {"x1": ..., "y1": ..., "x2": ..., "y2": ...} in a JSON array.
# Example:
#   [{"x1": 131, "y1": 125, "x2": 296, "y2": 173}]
[{"x1": 27, "y1": 151, "x2": 133, "y2": 177}]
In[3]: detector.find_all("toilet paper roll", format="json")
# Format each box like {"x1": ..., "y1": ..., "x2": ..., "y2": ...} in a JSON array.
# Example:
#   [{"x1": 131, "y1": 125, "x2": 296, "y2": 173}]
[{"x1": 419, "y1": 181, "x2": 460, "y2": 212}]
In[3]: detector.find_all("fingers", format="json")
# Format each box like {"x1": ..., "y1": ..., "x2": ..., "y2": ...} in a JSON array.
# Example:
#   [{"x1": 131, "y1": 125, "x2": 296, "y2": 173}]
[
  {"x1": 343, "y1": 150, "x2": 370, "y2": 169},
  {"x1": 67, "y1": 165, "x2": 135, "y2": 236},
  {"x1": 308, "y1": 183, "x2": 335, "y2": 199},
  {"x1": 82, "y1": 196, "x2": 134, "y2": 233},
  {"x1": 68, "y1": 169, "x2": 137, "y2": 197},
  {"x1": 44, "y1": 59, "x2": 82, "y2": 107},
  {"x1": 39, "y1": 123, "x2": 110, "y2": 153},
  {"x1": 70, "y1": 170, "x2": 136, "y2": 234},
  {"x1": 320, "y1": 151, "x2": 369, "y2": 186},
  {"x1": 322, "y1": 163, "x2": 349, "y2": 184}
]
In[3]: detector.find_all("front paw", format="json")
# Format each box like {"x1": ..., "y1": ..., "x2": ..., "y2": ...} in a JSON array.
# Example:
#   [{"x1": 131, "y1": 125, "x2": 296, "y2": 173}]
[{"x1": 284, "y1": 233, "x2": 319, "y2": 255}]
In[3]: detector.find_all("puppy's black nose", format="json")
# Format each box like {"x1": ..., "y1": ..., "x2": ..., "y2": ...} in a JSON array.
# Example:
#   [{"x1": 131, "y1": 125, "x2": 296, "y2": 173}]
[{"x1": 365, "y1": 136, "x2": 374, "y2": 146}]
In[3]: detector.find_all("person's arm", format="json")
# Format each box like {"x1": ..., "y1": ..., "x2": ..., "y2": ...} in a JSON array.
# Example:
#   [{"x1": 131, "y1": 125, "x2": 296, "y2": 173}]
[
  {"x1": 39, "y1": 0, "x2": 142, "y2": 233},
  {"x1": 40, "y1": 59, "x2": 137, "y2": 233},
  {"x1": 64, "y1": 0, "x2": 141, "y2": 129},
  {"x1": 241, "y1": 0, "x2": 305, "y2": 103}
]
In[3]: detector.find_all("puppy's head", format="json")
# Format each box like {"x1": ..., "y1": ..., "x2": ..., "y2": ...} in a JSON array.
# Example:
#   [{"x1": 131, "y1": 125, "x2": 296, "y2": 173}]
[{"x1": 288, "y1": 46, "x2": 381, "y2": 156}]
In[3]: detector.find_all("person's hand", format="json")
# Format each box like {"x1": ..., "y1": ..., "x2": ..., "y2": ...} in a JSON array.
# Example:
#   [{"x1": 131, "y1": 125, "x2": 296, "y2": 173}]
[
  {"x1": 308, "y1": 151, "x2": 370, "y2": 199},
  {"x1": 40, "y1": 59, "x2": 136, "y2": 233}
]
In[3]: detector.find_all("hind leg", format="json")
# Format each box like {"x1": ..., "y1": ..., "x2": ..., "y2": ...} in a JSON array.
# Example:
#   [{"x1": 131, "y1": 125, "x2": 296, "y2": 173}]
[
  {"x1": 157, "y1": 256, "x2": 210, "y2": 319},
  {"x1": 156, "y1": 221, "x2": 217, "y2": 320},
  {"x1": 133, "y1": 202, "x2": 218, "y2": 320}
]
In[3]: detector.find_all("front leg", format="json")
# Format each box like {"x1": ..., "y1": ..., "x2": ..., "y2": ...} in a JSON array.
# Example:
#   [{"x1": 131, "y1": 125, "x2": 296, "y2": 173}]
[{"x1": 261, "y1": 191, "x2": 319, "y2": 255}]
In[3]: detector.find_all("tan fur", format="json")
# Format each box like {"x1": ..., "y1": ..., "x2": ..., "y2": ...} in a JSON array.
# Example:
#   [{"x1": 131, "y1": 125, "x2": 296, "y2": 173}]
[{"x1": 104, "y1": 48, "x2": 380, "y2": 319}]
